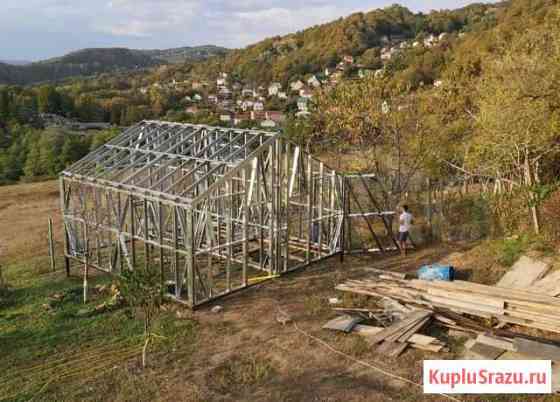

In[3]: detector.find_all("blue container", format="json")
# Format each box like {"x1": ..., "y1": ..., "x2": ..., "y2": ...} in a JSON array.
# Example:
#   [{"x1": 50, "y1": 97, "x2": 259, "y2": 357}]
[{"x1": 417, "y1": 264, "x2": 455, "y2": 281}]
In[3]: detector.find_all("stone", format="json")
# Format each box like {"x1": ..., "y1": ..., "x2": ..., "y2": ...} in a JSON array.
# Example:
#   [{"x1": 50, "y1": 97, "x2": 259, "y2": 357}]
[{"x1": 211, "y1": 305, "x2": 223, "y2": 314}]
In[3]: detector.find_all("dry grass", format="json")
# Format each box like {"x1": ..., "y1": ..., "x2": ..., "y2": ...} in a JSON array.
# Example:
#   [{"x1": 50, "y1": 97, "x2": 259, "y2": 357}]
[
  {"x1": 1, "y1": 180, "x2": 557, "y2": 402},
  {"x1": 0, "y1": 180, "x2": 62, "y2": 264}
]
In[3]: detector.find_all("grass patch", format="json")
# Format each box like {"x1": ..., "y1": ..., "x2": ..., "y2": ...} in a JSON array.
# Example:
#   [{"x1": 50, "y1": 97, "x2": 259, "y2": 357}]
[
  {"x1": 0, "y1": 256, "x2": 197, "y2": 402},
  {"x1": 208, "y1": 354, "x2": 275, "y2": 394}
]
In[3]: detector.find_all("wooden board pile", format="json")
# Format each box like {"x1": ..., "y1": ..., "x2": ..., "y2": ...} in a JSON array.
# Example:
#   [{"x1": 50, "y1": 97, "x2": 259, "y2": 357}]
[
  {"x1": 323, "y1": 309, "x2": 446, "y2": 357},
  {"x1": 336, "y1": 276, "x2": 560, "y2": 334}
]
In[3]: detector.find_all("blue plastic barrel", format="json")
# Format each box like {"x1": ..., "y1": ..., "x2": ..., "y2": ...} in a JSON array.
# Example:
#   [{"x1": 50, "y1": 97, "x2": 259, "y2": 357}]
[{"x1": 417, "y1": 264, "x2": 455, "y2": 281}]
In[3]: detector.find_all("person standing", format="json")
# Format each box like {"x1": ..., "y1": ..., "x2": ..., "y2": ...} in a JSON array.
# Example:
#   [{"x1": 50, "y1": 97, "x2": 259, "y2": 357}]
[{"x1": 398, "y1": 205, "x2": 413, "y2": 255}]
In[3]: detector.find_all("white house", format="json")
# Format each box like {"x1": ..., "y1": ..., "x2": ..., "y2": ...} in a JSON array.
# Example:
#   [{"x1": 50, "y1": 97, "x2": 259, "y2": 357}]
[
  {"x1": 307, "y1": 75, "x2": 321, "y2": 88},
  {"x1": 220, "y1": 113, "x2": 232, "y2": 122},
  {"x1": 297, "y1": 97, "x2": 309, "y2": 112},
  {"x1": 260, "y1": 119, "x2": 277, "y2": 128},
  {"x1": 241, "y1": 100, "x2": 254, "y2": 111},
  {"x1": 208, "y1": 95, "x2": 219, "y2": 104},
  {"x1": 299, "y1": 89, "x2": 313, "y2": 99},
  {"x1": 192, "y1": 94, "x2": 203, "y2": 102},
  {"x1": 290, "y1": 80, "x2": 305, "y2": 92},
  {"x1": 268, "y1": 82, "x2": 282, "y2": 96},
  {"x1": 277, "y1": 92, "x2": 288, "y2": 100},
  {"x1": 253, "y1": 102, "x2": 264, "y2": 112},
  {"x1": 434, "y1": 80, "x2": 443, "y2": 88},
  {"x1": 242, "y1": 88, "x2": 255, "y2": 97}
]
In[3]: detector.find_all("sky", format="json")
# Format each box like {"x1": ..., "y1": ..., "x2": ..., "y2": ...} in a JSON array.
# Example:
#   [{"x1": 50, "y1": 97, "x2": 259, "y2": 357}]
[{"x1": 1, "y1": 0, "x2": 497, "y2": 61}]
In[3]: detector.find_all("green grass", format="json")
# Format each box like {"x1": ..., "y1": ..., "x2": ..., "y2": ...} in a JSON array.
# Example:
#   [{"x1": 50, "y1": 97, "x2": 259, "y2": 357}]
[{"x1": 0, "y1": 256, "x2": 197, "y2": 402}]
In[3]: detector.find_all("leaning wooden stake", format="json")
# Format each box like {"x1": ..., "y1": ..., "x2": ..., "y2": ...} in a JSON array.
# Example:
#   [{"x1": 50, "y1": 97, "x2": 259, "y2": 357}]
[{"x1": 48, "y1": 217, "x2": 56, "y2": 272}]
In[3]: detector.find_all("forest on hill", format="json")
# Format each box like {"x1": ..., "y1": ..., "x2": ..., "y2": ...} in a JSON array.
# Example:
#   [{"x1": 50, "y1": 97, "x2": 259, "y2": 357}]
[
  {"x1": 0, "y1": 45, "x2": 228, "y2": 86},
  {"x1": 190, "y1": 2, "x2": 501, "y2": 84}
]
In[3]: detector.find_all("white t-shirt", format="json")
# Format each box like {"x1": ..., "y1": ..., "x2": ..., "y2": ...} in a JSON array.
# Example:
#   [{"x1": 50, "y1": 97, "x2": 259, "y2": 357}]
[{"x1": 399, "y1": 211, "x2": 413, "y2": 233}]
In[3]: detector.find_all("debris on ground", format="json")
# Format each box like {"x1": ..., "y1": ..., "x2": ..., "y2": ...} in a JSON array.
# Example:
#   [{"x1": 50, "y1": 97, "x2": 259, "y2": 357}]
[
  {"x1": 211, "y1": 305, "x2": 223, "y2": 314},
  {"x1": 496, "y1": 255, "x2": 552, "y2": 289},
  {"x1": 323, "y1": 315, "x2": 364, "y2": 333},
  {"x1": 325, "y1": 265, "x2": 560, "y2": 372},
  {"x1": 336, "y1": 274, "x2": 560, "y2": 334}
]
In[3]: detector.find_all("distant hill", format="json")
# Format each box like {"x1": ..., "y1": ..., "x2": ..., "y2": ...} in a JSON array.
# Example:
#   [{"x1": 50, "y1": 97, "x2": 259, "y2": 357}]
[
  {"x1": 141, "y1": 45, "x2": 229, "y2": 64},
  {"x1": 0, "y1": 45, "x2": 228, "y2": 86},
  {"x1": 0, "y1": 60, "x2": 31, "y2": 66}
]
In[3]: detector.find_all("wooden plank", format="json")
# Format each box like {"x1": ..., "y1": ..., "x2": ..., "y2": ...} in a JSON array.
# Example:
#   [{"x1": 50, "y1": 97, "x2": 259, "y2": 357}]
[
  {"x1": 377, "y1": 341, "x2": 408, "y2": 357},
  {"x1": 323, "y1": 315, "x2": 364, "y2": 333},
  {"x1": 467, "y1": 342, "x2": 506, "y2": 360},
  {"x1": 476, "y1": 334, "x2": 516, "y2": 352},
  {"x1": 528, "y1": 270, "x2": 560, "y2": 297},
  {"x1": 496, "y1": 256, "x2": 552, "y2": 289},
  {"x1": 366, "y1": 310, "x2": 430, "y2": 345},
  {"x1": 396, "y1": 316, "x2": 431, "y2": 343},
  {"x1": 514, "y1": 338, "x2": 560, "y2": 360},
  {"x1": 353, "y1": 325, "x2": 442, "y2": 347}
]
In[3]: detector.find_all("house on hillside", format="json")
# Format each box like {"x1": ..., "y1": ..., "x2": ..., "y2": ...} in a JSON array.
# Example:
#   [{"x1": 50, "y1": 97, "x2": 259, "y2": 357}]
[
  {"x1": 218, "y1": 87, "x2": 232, "y2": 99},
  {"x1": 307, "y1": 75, "x2": 321, "y2": 88},
  {"x1": 260, "y1": 119, "x2": 277, "y2": 129},
  {"x1": 208, "y1": 95, "x2": 219, "y2": 104},
  {"x1": 242, "y1": 88, "x2": 255, "y2": 98},
  {"x1": 234, "y1": 112, "x2": 251, "y2": 125},
  {"x1": 424, "y1": 34, "x2": 437, "y2": 47},
  {"x1": 265, "y1": 111, "x2": 286, "y2": 123},
  {"x1": 192, "y1": 94, "x2": 203, "y2": 102},
  {"x1": 241, "y1": 100, "x2": 254, "y2": 111},
  {"x1": 297, "y1": 97, "x2": 309, "y2": 112},
  {"x1": 277, "y1": 91, "x2": 288, "y2": 100},
  {"x1": 253, "y1": 101, "x2": 264, "y2": 111},
  {"x1": 220, "y1": 112, "x2": 233, "y2": 123},
  {"x1": 434, "y1": 80, "x2": 443, "y2": 88},
  {"x1": 217, "y1": 72, "x2": 228, "y2": 87},
  {"x1": 290, "y1": 80, "x2": 305, "y2": 92},
  {"x1": 343, "y1": 55, "x2": 354, "y2": 64},
  {"x1": 299, "y1": 88, "x2": 313, "y2": 99},
  {"x1": 268, "y1": 82, "x2": 282, "y2": 96}
]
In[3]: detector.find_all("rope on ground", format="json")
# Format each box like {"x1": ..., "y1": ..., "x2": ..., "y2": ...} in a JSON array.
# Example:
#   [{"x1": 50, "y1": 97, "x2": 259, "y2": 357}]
[{"x1": 292, "y1": 321, "x2": 463, "y2": 402}]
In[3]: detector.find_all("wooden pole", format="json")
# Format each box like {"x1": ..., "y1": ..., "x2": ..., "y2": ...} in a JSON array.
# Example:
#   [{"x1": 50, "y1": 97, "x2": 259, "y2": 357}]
[
  {"x1": 48, "y1": 217, "x2": 56, "y2": 272},
  {"x1": 83, "y1": 223, "x2": 89, "y2": 304}
]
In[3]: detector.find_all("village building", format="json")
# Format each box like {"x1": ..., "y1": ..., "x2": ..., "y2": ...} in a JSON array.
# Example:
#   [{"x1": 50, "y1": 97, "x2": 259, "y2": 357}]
[
  {"x1": 260, "y1": 119, "x2": 277, "y2": 128},
  {"x1": 299, "y1": 88, "x2": 313, "y2": 99},
  {"x1": 307, "y1": 75, "x2": 321, "y2": 88},
  {"x1": 253, "y1": 101, "x2": 264, "y2": 111},
  {"x1": 268, "y1": 82, "x2": 282, "y2": 96},
  {"x1": 297, "y1": 97, "x2": 309, "y2": 112},
  {"x1": 290, "y1": 80, "x2": 305, "y2": 92}
]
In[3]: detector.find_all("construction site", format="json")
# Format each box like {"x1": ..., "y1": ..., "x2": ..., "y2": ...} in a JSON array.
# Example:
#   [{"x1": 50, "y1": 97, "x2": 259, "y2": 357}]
[
  {"x1": 59, "y1": 120, "x2": 397, "y2": 307},
  {"x1": 2, "y1": 121, "x2": 560, "y2": 401}
]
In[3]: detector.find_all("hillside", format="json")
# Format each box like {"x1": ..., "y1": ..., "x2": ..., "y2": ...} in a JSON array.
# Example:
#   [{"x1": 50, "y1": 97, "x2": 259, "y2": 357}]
[
  {"x1": 190, "y1": 3, "x2": 503, "y2": 84},
  {"x1": 142, "y1": 45, "x2": 229, "y2": 64},
  {"x1": 0, "y1": 46, "x2": 228, "y2": 86}
]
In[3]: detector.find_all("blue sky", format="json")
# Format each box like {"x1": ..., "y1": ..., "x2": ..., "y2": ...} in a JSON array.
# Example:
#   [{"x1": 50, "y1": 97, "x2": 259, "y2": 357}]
[{"x1": 1, "y1": 0, "x2": 497, "y2": 61}]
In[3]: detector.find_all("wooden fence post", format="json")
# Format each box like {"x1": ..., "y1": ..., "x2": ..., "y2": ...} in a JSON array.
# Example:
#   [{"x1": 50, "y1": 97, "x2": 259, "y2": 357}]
[{"x1": 48, "y1": 217, "x2": 56, "y2": 272}]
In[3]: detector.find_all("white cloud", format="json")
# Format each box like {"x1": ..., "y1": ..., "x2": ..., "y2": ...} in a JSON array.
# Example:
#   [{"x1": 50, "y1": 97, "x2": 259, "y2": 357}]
[{"x1": 0, "y1": 0, "x2": 498, "y2": 59}]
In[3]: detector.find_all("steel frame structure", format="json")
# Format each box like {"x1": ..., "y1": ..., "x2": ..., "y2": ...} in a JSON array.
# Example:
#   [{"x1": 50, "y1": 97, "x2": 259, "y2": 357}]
[{"x1": 60, "y1": 121, "x2": 354, "y2": 307}]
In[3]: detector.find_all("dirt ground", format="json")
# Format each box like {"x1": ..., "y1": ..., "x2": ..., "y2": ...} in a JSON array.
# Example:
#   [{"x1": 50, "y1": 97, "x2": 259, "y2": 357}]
[{"x1": 1, "y1": 180, "x2": 557, "y2": 402}]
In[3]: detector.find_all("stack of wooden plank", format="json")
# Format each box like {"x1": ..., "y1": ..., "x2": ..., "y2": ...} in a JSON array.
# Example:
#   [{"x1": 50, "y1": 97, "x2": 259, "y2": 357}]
[
  {"x1": 360, "y1": 310, "x2": 436, "y2": 357},
  {"x1": 353, "y1": 324, "x2": 446, "y2": 353},
  {"x1": 336, "y1": 277, "x2": 560, "y2": 334}
]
